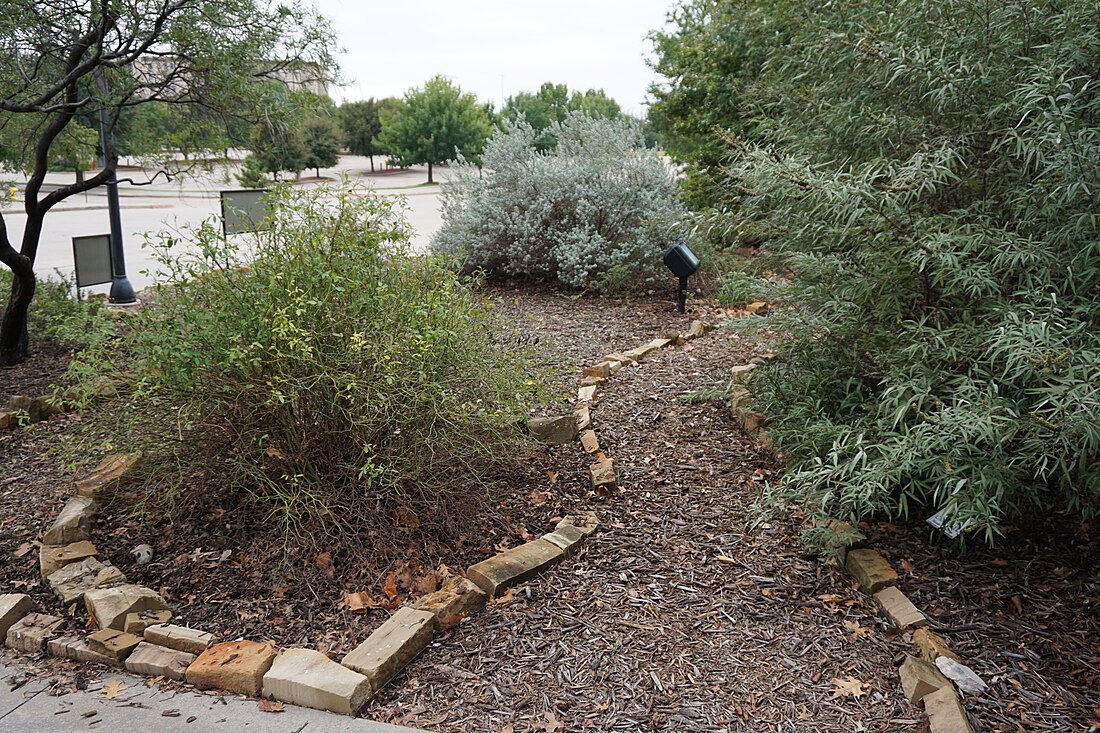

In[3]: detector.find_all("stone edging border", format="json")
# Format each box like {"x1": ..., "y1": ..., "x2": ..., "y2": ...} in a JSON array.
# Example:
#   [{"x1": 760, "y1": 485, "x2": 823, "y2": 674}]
[
  {"x1": 836, "y1": 530, "x2": 982, "y2": 732},
  {"x1": 1, "y1": 317, "x2": 721, "y2": 718}
]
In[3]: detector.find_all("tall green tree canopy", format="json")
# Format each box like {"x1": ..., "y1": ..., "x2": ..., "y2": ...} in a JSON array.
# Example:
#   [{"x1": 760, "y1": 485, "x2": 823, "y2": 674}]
[
  {"x1": 337, "y1": 98, "x2": 396, "y2": 171},
  {"x1": 672, "y1": 0, "x2": 1100, "y2": 540},
  {"x1": 0, "y1": 0, "x2": 335, "y2": 365},
  {"x1": 378, "y1": 76, "x2": 492, "y2": 183},
  {"x1": 646, "y1": 0, "x2": 768, "y2": 206},
  {"x1": 503, "y1": 82, "x2": 622, "y2": 151}
]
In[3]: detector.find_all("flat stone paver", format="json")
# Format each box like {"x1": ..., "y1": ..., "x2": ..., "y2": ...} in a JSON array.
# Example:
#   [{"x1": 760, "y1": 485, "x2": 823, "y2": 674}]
[{"x1": 0, "y1": 656, "x2": 426, "y2": 732}]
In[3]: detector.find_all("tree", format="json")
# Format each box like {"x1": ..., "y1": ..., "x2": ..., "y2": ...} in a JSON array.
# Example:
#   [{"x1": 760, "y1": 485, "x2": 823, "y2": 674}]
[
  {"x1": 646, "y1": 0, "x2": 768, "y2": 206},
  {"x1": 503, "y1": 82, "x2": 622, "y2": 152},
  {"x1": 378, "y1": 76, "x2": 492, "y2": 183},
  {"x1": 303, "y1": 116, "x2": 341, "y2": 178},
  {"x1": 0, "y1": 0, "x2": 335, "y2": 365},
  {"x1": 338, "y1": 99, "x2": 384, "y2": 171},
  {"x1": 250, "y1": 119, "x2": 308, "y2": 180}
]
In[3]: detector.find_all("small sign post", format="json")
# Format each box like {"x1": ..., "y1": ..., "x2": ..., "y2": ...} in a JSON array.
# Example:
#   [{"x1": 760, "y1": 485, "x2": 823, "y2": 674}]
[
  {"x1": 72, "y1": 234, "x2": 114, "y2": 290},
  {"x1": 220, "y1": 189, "x2": 271, "y2": 236}
]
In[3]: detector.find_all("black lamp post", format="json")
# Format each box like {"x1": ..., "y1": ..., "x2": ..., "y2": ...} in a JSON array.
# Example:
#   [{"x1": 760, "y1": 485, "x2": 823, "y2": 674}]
[
  {"x1": 663, "y1": 241, "x2": 701, "y2": 314},
  {"x1": 96, "y1": 72, "x2": 137, "y2": 304}
]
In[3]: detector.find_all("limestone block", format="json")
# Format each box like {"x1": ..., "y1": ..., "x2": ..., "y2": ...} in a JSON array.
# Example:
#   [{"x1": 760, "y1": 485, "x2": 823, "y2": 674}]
[
  {"x1": 555, "y1": 510, "x2": 599, "y2": 536},
  {"x1": 845, "y1": 549, "x2": 899, "y2": 594},
  {"x1": 123, "y1": 609, "x2": 173, "y2": 635},
  {"x1": 48, "y1": 636, "x2": 119, "y2": 666},
  {"x1": 730, "y1": 364, "x2": 758, "y2": 383},
  {"x1": 899, "y1": 654, "x2": 949, "y2": 703},
  {"x1": 589, "y1": 459, "x2": 618, "y2": 493},
  {"x1": 528, "y1": 415, "x2": 578, "y2": 445},
  {"x1": 875, "y1": 586, "x2": 927, "y2": 629},
  {"x1": 264, "y1": 648, "x2": 371, "y2": 716},
  {"x1": 577, "y1": 385, "x2": 596, "y2": 403},
  {"x1": 541, "y1": 523, "x2": 587, "y2": 558},
  {"x1": 606, "y1": 360, "x2": 623, "y2": 374},
  {"x1": 42, "y1": 496, "x2": 97, "y2": 545},
  {"x1": 125, "y1": 641, "x2": 195, "y2": 681},
  {"x1": 33, "y1": 395, "x2": 64, "y2": 419},
  {"x1": 410, "y1": 576, "x2": 486, "y2": 631},
  {"x1": 6, "y1": 613, "x2": 64, "y2": 652},
  {"x1": 40, "y1": 540, "x2": 98, "y2": 578},
  {"x1": 583, "y1": 363, "x2": 610, "y2": 380},
  {"x1": 0, "y1": 411, "x2": 13, "y2": 430},
  {"x1": 185, "y1": 640, "x2": 276, "y2": 696},
  {"x1": 579, "y1": 430, "x2": 600, "y2": 454},
  {"x1": 579, "y1": 375, "x2": 605, "y2": 387},
  {"x1": 341, "y1": 608, "x2": 435, "y2": 692},
  {"x1": 0, "y1": 594, "x2": 33, "y2": 638},
  {"x1": 84, "y1": 584, "x2": 168, "y2": 630},
  {"x1": 924, "y1": 686, "x2": 974, "y2": 733},
  {"x1": 87, "y1": 628, "x2": 143, "y2": 661},
  {"x1": 8, "y1": 395, "x2": 40, "y2": 422},
  {"x1": 913, "y1": 628, "x2": 960, "y2": 664},
  {"x1": 574, "y1": 405, "x2": 591, "y2": 431},
  {"x1": 144, "y1": 623, "x2": 215, "y2": 654},
  {"x1": 466, "y1": 538, "x2": 564, "y2": 598},
  {"x1": 48, "y1": 558, "x2": 127, "y2": 606},
  {"x1": 603, "y1": 352, "x2": 636, "y2": 366},
  {"x1": 75, "y1": 453, "x2": 142, "y2": 499},
  {"x1": 935, "y1": 657, "x2": 987, "y2": 696},
  {"x1": 744, "y1": 300, "x2": 768, "y2": 314},
  {"x1": 684, "y1": 320, "x2": 713, "y2": 340}
]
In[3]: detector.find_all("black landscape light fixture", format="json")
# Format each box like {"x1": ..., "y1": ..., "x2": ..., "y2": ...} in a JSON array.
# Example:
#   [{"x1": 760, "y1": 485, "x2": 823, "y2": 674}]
[
  {"x1": 663, "y1": 241, "x2": 700, "y2": 314},
  {"x1": 96, "y1": 70, "x2": 137, "y2": 304}
]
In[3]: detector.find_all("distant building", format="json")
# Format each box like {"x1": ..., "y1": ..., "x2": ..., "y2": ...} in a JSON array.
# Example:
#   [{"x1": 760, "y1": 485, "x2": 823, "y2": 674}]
[{"x1": 130, "y1": 56, "x2": 329, "y2": 99}]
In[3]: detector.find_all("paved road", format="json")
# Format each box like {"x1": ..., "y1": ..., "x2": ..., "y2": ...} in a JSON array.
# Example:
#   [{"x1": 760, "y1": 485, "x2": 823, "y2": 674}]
[
  {"x1": 1, "y1": 156, "x2": 445, "y2": 296},
  {"x1": 0, "y1": 657, "x2": 425, "y2": 733}
]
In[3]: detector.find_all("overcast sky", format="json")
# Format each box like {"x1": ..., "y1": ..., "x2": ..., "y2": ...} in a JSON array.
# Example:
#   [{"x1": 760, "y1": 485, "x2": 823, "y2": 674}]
[{"x1": 312, "y1": 0, "x2": 679, "y2": 116}]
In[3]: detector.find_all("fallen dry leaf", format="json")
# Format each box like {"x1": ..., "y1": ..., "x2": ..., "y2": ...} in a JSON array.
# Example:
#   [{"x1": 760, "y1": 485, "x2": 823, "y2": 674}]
[
  {"x1": 313, "y1": 551, "x2": 334, "y2": 578},
  {"x1": 899, "y1": 559, "x2": 916, "y2": 573},
  {"x1": 527, "y1": 489, "x2": 548, "y2": 505},
  {"x1": 12, "y1": 542, "x2": 34, "y2": 558},
  {"x1": 546, "y1": 470, "x2": 559, "y2": 484},
  {"x1": 832, "y1": 676, "x2": 870, "y2": 699},
  {"x1": 257, "y1": 699, "x2": 285, "y2": 713},
  {"x1": 494, "y1": 588, "x2": 517, "y2": 605},
  {"x1": 382, "y1": 573, "x2": 399, "y2": 600},
  {"x1": 343, "y1": 592, "x2": 376, "y2": 613},
  {"x1": 99, "y1": 680, "x2": 128, "y2": 699},
  {"x1": 842, "y1": 619, "x2": 872, "y2": 640},
  {"x1": 543, "y1": 710, "x2": 564, "y2": 733}
]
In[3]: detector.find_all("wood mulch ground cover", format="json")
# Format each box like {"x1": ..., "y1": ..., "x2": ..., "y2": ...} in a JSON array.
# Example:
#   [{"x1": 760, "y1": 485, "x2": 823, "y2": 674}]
[{"x1": 1, "y1": 285, "x2": 1097, "y2": 732}]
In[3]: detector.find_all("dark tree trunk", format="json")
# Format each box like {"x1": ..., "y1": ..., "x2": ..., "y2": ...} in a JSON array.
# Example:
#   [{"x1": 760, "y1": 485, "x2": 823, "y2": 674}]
[
  {"x1": 368, "y1": 155, "x2": 374, "y2": 173},
  {"x1": 427, "y1": 161, "x2": 433, "y2": 184},
  {"x1": 0, "y1": 215, "x2": 40, "y2": 366}
]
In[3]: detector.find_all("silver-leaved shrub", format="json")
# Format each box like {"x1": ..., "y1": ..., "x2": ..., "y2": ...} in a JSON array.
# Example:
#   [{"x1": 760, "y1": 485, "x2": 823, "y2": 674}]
[{"x1": 433, "y1": 113, "x2": 684, "y2": 293}]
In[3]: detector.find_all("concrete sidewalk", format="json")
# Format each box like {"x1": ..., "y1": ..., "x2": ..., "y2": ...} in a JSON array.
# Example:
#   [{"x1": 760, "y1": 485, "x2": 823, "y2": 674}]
[{"x1": 0, "y1": 659, "x2": 426, "y2": 733}]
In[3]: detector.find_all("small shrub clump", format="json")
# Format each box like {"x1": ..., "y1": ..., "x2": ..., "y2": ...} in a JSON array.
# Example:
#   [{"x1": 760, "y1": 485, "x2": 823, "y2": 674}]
[
  {"x1": 69, "y1": 185, "x2": 542, "y2": 539},
  {"x1": 0, "y1": 268, "x2": 114, "y2": 354},
  {"x1": 433, "y1": 113, "x2": 684, "y2": 294}
]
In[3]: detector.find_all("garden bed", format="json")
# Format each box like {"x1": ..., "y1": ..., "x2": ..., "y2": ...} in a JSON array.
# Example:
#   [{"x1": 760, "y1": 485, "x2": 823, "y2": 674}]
[{"x1": 1, "y1": 285, "x2": 1097, "y2": 732}]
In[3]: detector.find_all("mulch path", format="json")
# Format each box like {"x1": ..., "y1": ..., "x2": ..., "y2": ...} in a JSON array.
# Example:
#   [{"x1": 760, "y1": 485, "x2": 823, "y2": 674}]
[{"x1": 1, "y1": 284, "x2": 1097, "y2": 732}]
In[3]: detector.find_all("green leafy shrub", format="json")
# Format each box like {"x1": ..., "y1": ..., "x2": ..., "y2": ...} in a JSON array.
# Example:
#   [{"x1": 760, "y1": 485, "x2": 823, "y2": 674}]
[
  {"x1": 69, "y1": 184, "x2": 543, "y2": 538},
  {"x1": 0, "y1": 268, "x2": 113, "y2": 354},
  {"x1": 433, "y1": 113, "x2": 684, "y2": 293},
  {"x1": 704, "y1": 0, "x2": 1100, "y2": 542}
]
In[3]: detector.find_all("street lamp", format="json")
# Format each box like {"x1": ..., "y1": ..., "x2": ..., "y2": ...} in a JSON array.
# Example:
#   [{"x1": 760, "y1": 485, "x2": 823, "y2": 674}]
[
  {"x1": 663, "y1": 241, "x2": 700, "y2": 314},
  {"x1": 96, "y1": 71, "x2": 137, "y2": 304}
]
